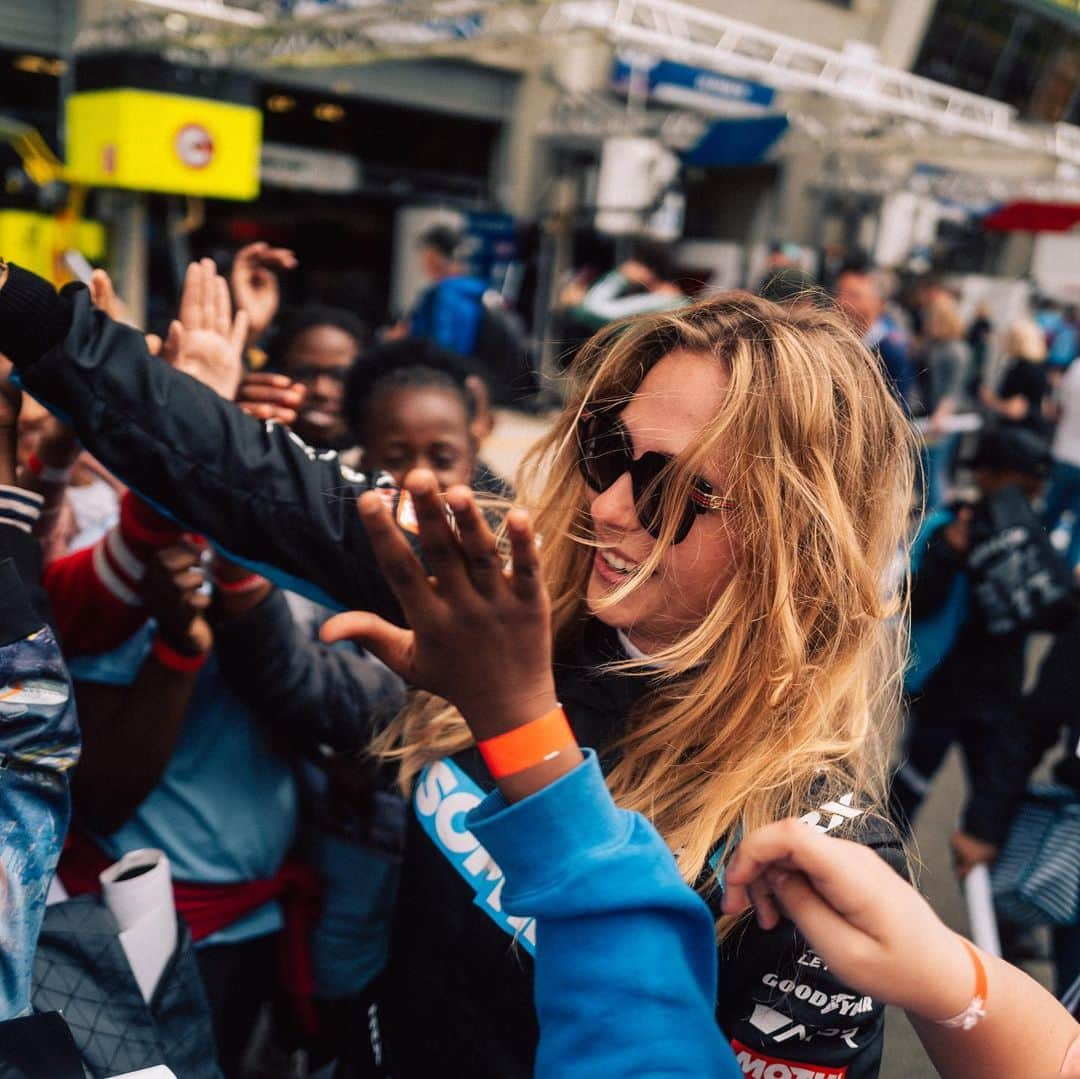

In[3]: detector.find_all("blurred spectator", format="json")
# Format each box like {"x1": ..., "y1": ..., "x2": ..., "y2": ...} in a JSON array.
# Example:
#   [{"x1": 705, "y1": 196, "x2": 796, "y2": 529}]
[
  {"x1": 966, "y1": 303, "x2": 994, "y2": 399},
  {"x1": 566, "y1": 241, "x2": 688, "y2": 333},
  {"x1": 981, "y1": 318, "x2": 1051, "y2": 436},
  {"x1": 406, "y1": 226, "x2": 533, "y2": 409},
  {"x1": 835, "y1": 266, "x2": 917, "y2": 409},
  {"x1": 1050, "y1": 305, "x2": 1079, "y2": 371},
  {"x1": 892, "y1": 426, "x2": 1054, "y2": 841},
  {"x1": 263, "y1": 306, "x2": 369, "y2": 451},
  {"x1": 1044, "y1": 351, "x2": 1080, "y2": 572},
  {"x1": 756, "y1": 266, "x2": 825, "y2": 311},
  {"x1": 921, "y1": 296, "x2": 973, "y2": 511}
]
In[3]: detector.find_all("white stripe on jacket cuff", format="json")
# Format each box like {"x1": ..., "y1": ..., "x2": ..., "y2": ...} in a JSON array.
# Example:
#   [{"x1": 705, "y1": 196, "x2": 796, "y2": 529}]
[{"x1": 0, "y1": 485, "x2": 44, "y2": 533}]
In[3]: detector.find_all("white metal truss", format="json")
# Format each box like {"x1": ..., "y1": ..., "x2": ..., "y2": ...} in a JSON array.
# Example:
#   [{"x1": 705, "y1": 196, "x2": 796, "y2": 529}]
[
  {"x1": 546, "y1": 0, "x2": 1080, "y2": 166},
  {"x1": 75, "y1": 0, "x2": 539, "y2": 68},
  {"x1": 74, "y1": 0, "x2": 1080, "y2": 168}
]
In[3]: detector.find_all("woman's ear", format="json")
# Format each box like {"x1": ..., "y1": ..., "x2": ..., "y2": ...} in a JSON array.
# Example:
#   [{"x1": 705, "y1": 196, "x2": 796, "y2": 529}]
[{"x1": 465, "y1": 374, "x2": 496, "y2": 445}]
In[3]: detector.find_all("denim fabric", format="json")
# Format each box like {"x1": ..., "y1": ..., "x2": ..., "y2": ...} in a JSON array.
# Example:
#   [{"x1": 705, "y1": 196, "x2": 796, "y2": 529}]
[{"x1": 0, "y1": 623, "x2": 80, "y2": 1020}]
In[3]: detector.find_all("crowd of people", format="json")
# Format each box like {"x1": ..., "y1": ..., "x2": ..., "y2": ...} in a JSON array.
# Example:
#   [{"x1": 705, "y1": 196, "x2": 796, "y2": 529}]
[{"x1": 0, "y1": 227, "x2": 1078, "y2": 1079}]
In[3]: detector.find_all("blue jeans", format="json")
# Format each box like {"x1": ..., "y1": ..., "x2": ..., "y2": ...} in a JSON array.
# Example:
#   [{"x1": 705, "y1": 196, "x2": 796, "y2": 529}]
[{"x1": 1043, "y1": 460, "x2": 1080, "y2": 571}]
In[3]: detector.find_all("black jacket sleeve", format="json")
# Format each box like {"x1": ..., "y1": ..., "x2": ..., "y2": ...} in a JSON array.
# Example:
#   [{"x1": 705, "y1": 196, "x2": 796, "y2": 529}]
[
  {"x1": 0, "y1": 265, "x2": 402, "y2": 619},
  {"x1": 212, "y1": 588, "x2": 406, "y2": 755}
]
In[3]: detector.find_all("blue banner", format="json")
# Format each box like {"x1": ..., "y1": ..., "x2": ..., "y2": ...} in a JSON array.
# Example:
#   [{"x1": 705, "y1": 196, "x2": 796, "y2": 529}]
[
  {"x1": 612, "y1": 55, "x2": 775, "y2": 110},
  {"x1": 414, "y1": 757, "x2": 537, "y2": 954}
]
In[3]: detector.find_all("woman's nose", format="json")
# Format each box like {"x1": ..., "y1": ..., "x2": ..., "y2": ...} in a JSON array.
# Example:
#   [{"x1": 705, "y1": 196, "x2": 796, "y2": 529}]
[{"x1": 589, "y1": 472, "x2": 641, "y2": 536}]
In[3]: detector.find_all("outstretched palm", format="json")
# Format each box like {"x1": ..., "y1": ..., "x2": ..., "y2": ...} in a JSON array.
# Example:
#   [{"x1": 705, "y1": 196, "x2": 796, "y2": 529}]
[{"x1": 163, "y1": 259, "x2": 249, "y2": 401}]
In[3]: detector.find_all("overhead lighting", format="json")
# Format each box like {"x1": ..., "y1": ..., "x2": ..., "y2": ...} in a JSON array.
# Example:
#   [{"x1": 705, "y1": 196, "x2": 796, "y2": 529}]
[
  {"x1": 313, "y1": 103, "x2": 346, "y2": 123},
  {"x1": 13, "y1": 55, "x2": 66, "y2": 76},
  {"x1": 163, "y1": 12, "x2": 188, "y2": 31},
  {"x1": 266, "y1": 94, "x2": 297, "y2": 113}
]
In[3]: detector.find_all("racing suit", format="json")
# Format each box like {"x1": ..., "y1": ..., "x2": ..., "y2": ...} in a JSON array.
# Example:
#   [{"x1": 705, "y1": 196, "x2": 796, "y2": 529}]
[{"x1": 0, "y1": 265, "x2": 903, "y2": 1078}]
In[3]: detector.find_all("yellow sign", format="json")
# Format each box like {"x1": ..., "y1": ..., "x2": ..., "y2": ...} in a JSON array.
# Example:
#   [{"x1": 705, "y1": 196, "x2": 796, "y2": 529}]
[
  {"x1": 0, "y1": 211, "x2": 106, "y2": 285},
  {"x1": 65, "y1": 88, "x2": 261, "y2": 200}
]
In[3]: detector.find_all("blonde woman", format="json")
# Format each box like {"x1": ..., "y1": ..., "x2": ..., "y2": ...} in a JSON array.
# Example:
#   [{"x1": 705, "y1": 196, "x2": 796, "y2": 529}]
[
  {"x1": 980, "y1": 317, "x2": 1051, "y2": 435},
  {"x1": 1, "y1": 262, "x2": 915, "y2": 1078}
]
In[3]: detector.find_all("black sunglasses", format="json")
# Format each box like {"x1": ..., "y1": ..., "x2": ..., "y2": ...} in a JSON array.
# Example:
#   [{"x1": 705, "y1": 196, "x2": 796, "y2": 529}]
[{"x1": 576, "y1": 410, "x2": 735, "y2": 544}]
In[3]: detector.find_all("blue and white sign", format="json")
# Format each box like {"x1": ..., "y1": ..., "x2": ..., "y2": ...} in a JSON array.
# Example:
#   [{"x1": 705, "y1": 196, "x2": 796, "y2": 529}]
[{"x1": 612, "y1": 54, "x2": 775, "y2": 112}]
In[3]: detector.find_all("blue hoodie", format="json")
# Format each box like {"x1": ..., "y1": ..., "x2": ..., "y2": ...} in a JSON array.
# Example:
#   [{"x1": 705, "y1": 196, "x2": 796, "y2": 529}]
[
  {"x1": 468, "y1": 752, "x2": 741, "y2": 1078},
  {"x1": 411, "y1": 275, "x2": 489, "y2": 358}
]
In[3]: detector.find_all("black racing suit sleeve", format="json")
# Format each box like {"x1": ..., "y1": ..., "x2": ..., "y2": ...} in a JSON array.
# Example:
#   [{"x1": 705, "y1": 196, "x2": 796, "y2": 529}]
[
  {"x1": 212, "y1": 587, "x2": 406, "y2": 756},
  {"x1": 716, "y1": 821, "x2": 904, "y2": 1079},
  {"x1": 0, "y1": 266, "x2": 401, "y2": 618}
]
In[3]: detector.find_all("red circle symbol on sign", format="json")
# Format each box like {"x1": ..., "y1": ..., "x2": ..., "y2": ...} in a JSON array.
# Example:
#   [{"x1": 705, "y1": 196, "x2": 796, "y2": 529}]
[{"x1": 175, "y1": 124, "x2": 214, "y2": 170}]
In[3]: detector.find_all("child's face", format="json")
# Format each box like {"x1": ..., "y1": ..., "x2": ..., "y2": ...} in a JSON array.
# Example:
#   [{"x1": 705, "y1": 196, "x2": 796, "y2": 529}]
[{"x1": 363, "y1": 386, "x2": 476, "y2": 491}]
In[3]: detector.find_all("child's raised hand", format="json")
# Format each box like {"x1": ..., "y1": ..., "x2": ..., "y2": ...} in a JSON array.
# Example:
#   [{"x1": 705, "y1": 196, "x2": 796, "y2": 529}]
[
  {"x1": 722, "y1": 819, "x2": 974, "y2": 1023},
  {"x1": 321, "y1": 470, "x2": 558, "y2": 742}
]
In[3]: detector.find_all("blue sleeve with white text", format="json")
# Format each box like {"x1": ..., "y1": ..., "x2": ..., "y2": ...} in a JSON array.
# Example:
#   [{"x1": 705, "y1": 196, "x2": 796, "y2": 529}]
[{"x1": 468, "y1": 752, "x2": 740, "y2": 1079}]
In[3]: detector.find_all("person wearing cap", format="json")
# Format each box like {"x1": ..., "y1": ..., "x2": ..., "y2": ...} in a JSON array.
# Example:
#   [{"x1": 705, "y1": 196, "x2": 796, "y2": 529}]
[{"x1": 891, "y1": 425, "x2": 1056, "y2": 857}]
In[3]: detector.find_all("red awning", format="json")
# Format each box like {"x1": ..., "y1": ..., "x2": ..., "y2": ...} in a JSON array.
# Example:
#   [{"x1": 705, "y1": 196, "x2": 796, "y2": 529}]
[{"x1": 982, "y1": 201, "x2": 1080, "y2": 232}]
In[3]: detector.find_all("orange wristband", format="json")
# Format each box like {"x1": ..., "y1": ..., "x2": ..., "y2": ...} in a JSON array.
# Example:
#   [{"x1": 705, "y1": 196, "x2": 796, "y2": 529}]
[
  {"x1": 934, "y1": 937, "x2": 988, "y2": 1030},
  {"x1": 477, "y1": 706, "x2": 578, "y2": 780}
]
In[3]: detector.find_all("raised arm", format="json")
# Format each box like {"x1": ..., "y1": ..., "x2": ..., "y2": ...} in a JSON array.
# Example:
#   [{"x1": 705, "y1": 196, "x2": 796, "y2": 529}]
[
  {"x1": 0, "y1": 262, "x2": 401, "y2": 617},
  {"x1": 212, "y1": 573, "x2": 405, "y2": 755}
]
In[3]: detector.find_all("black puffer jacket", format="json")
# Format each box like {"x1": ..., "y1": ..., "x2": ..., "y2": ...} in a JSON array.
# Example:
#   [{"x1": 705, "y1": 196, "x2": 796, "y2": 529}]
[{"x1": 0, "y1": 265, "x2": 904, "y2": 1078}]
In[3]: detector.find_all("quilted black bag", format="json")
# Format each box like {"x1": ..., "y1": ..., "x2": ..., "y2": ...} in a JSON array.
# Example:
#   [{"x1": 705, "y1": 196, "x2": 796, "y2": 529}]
[{"x1": 31, "y1": 896, "x2": 222, "y2": 1079}]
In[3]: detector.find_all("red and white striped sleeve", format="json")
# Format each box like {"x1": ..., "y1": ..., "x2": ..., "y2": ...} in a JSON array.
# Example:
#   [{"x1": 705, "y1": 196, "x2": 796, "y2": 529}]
[{"x1": 43, "y1": 491, "x2": 185, "y2": 657}]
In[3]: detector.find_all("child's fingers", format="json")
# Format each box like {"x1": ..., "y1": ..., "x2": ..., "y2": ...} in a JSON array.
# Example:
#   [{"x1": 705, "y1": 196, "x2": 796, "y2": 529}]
[
  {"x1": 406, "y1": 471, "x2": 470, "y2": 597},
  {"x1": 358, "y1": 489, "x2": 441, "y2": 623},
  {"x1": 506, "y1": 509, "x2": 542, "y2": 602},
  {"x1": 445, "y1": 486, "x2": 503, "y2": 596}
]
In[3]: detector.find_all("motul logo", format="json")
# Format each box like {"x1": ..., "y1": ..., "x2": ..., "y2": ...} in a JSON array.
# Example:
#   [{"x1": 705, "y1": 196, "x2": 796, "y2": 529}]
[{"x1": 732, "y1": 1039, "x2": 847, "y2": 1079}]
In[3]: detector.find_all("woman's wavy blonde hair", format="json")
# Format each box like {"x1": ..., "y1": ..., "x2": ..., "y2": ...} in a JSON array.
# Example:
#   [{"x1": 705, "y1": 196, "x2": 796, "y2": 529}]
[{"x1": 374, "y1": 292, "x2": 917, "y2": 929}]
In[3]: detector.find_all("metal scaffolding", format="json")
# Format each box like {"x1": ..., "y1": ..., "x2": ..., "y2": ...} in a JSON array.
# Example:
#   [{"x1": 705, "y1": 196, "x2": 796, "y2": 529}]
[{"x1": 75, "y1": 0, "x2": 1080, "y2": 168}]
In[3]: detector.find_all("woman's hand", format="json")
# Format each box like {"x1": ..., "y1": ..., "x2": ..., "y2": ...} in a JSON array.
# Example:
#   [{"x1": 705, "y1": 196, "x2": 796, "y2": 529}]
[
  {"x1": 321, "y1": 470, "x2": 558, "y2": 741},
  {"x1": 722, "y1": 818, "x2": 975, "y2": 1023}
]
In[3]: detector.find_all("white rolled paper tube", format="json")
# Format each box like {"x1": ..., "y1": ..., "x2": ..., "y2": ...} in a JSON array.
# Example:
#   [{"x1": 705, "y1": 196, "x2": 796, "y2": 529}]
[
  {"x1": 99, "y1": 848, "x2": 172, "y2": 933},
  {"x1": 107, "y1": 1068, "x2": 178, "y2": 1078},
  {"x1": 964, "y1": 864, "x2": 1002, "y2": 958}
]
